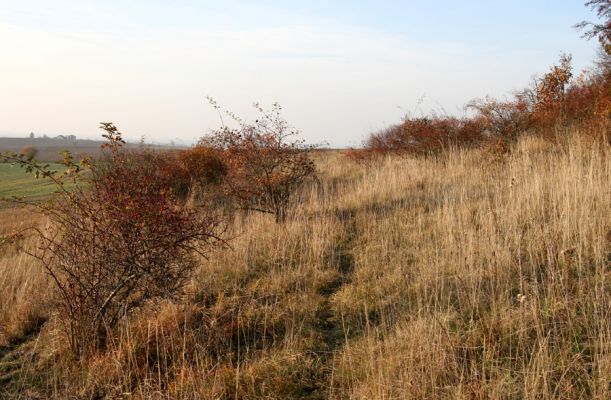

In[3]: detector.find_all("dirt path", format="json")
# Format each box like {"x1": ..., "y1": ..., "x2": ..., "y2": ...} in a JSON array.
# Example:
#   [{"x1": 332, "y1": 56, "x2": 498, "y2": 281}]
[
  {"x1": 0, "y1": 322, "x2": 45, "y2": 398},
  {"x1": 302, "y1": 208, "x2": 358, "y2": 398}
]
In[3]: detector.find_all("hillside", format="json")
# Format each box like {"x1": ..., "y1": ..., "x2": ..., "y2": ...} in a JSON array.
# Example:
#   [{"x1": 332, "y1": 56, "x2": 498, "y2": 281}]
[{"x1": 1, "y1": 129, "x2": 608, "y2": 399}]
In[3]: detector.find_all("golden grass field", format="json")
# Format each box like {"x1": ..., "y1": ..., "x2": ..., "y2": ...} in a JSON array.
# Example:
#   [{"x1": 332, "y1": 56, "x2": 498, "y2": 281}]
[{"x1": 0, "y1": 130, "x2": 609, "y2": 399}]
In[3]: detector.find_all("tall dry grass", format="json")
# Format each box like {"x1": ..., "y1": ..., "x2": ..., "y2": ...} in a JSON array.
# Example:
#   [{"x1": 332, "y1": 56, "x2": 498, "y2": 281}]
[
  {"x1": 0, "y1": 209, "x2": 52, "y2": 347},
  {"x1": 0, "y1": 130, "x2": 609, "y2": 399},
  {"x1": 330, "y1": 132, "x2": 610, "y2": 399}
]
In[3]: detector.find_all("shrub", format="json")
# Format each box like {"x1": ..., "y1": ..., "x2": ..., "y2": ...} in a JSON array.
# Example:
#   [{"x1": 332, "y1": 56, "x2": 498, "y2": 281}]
[
  {"x1": 467, "y1": 94, "x2": 532, "y2": 139},
  {"x1": 19, "y1": 145, "x2": 39, "y2": 161},
  {"x1": 155, "y1": 146, "x2": 228, "y2": 202},
  {"x1": 359, "y1": 115, "x2": 484, "y2": 157},
  {"x1": 1, "y1": 123, "x2": 226, "y2": 357},
  {"x1": 179, "y1": 145, "x2": 228, "y2": 186},
  {"x1": 178, "y1": 146, "x2": 229, "y2": 207},
  {"x1": 355, "y1": 52, "x2": 609, "y2": 160},
  {"x1": 200, "y1": 101, "x2": 317, "y2": 222}
]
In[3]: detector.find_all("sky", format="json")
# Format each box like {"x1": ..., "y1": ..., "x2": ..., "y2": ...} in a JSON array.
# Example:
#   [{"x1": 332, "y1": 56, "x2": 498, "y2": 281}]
[{"x1": 0, "y1": 1, "x2": 601, "y2": 147}]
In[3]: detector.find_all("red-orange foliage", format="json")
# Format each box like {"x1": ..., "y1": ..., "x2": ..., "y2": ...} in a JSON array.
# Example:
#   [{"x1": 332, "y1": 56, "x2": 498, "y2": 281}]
[
  {"x1": 353, "y1": 51, "x2": 610, "y2": 161},
  {"x1": 19, "y1": 145, "x2": 39, "y2": 161},
  {"x1": 564, "y1": 68, "x2": 611, "y2": 128},
  {"x1": 362, "y1": 115, "x2": 485, "y2": 157},
  {"x1": 156, "y1": 147, "x2": 228, "y2": 202},
  {"x1": 179, "y1": 146, "x2": 227, "y2": 186},
  {"x1": 532, "y1": 54, "x2": 574, "y2": 127}
]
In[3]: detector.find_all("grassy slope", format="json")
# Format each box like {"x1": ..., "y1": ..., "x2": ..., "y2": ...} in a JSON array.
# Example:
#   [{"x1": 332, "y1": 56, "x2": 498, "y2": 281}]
[
  {"x1": 0, "y1": 163, "x2": 68, "y2": 204},
  {"x1": 0, "y1": 131, "x2": 609, "y2": 399}
]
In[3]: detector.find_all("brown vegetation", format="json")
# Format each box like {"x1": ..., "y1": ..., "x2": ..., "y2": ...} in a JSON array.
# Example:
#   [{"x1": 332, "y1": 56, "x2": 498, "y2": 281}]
[
  {"x1": 0, "y1": 2, "x2": 609, "y2": 398},
  {"x1": 1, "y1": 128, "x2": 609, "y2": 398}
]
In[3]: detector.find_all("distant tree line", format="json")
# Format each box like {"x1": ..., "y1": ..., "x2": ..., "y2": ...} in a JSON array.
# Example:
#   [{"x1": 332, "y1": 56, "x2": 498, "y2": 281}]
[{"x1": 27, "y1": 132, "x2": 77, "y2": 141}]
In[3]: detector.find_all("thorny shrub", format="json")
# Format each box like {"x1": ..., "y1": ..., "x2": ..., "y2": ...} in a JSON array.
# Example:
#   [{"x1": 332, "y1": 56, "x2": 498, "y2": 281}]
[
  {"x1": 200, "y1": 100, "x2": 317, "y2": 222},
  {"x1": 1, "y1": 123, "x2": 226, "y2": 358}
]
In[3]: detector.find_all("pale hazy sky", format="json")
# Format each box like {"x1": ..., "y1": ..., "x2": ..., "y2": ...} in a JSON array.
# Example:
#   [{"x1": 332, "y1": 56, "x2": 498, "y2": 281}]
[{"x1": 0, "y1": 1, "x2": 599, "y2": 147}]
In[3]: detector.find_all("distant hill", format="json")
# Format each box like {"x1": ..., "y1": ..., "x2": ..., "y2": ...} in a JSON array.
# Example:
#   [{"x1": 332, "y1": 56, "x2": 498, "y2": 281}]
[{"x1": 0, "y1": 136, "x2": 185, "y2": 162}]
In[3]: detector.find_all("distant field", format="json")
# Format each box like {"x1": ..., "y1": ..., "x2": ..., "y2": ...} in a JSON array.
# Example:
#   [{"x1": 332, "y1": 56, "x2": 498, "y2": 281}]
[
  {"x1": 0, "y1": 137, "x2": 185, "y2": 163},
  {"x1": 0, "y1": 137, "x2": 105, "y2": 162},
  {"x1": 1, "y1": 137, "x2": 183, "y2": 206},
  {"x1": 0, "y1": 163, "x2": 68, "y2": 205}
]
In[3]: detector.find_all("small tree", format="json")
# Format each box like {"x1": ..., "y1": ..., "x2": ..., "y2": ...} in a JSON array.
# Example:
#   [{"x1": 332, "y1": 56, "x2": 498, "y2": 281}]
[
  {"x1": 575, "y1": 0, "x2": 611, "y2": 56},
  {"x1": 201, "y1": 101, "x2": 316, "y2": 222},
  {"x1": 1, "y1": 123, "x2": 225, "y2": 357},
  {"x1": 533, "y1": 53, "x2": 573, "y2": 124}
]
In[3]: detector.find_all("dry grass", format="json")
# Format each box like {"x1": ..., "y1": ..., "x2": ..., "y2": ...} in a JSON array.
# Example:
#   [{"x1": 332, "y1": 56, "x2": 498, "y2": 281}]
[
  {"x1": 0, "y1": 130, "x2": 609, "y2": 399},
  {"x1": 0, "y1": 208, "x2": 52, "y2": 347}
]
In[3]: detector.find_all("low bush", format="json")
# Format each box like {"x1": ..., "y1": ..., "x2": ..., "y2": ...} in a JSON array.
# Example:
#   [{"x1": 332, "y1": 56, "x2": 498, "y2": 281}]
[
  {"x1": 200, "y1": 102, "x2": 317, "y2": 222},
  {"x1": 1, "y1": 123, "x2": 226, "y2": 358}
]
